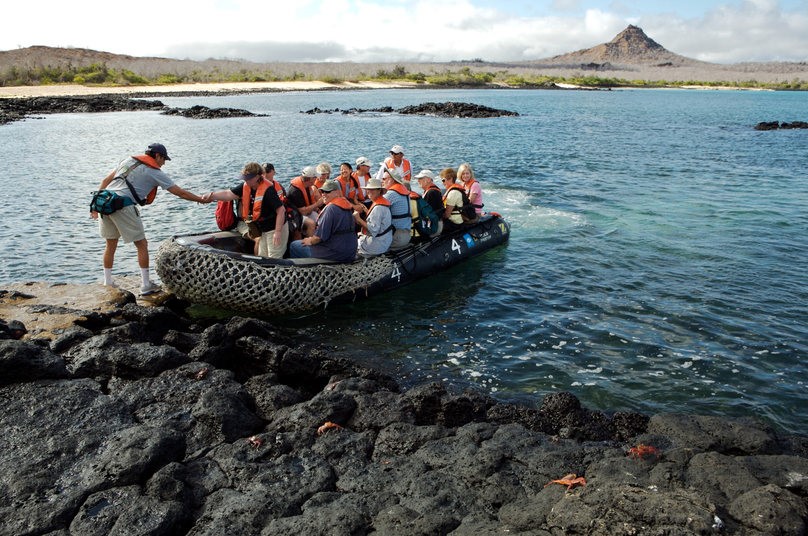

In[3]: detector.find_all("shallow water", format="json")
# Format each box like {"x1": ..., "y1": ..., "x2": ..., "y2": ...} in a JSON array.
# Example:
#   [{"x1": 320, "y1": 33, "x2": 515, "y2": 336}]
[{"x1": 1, "y1": 88, "x2": 806, "y2": 431}]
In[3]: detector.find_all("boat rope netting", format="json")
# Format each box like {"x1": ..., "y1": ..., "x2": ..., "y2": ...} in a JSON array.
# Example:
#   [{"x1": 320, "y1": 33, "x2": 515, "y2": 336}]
[{"x1": 155, "y1": 239, "x2": 395, "y2": 315}]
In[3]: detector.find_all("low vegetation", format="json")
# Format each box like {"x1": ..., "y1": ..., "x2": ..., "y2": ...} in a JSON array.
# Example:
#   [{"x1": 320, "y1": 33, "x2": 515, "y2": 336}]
[{"x1": 2, "y1": 61, "x2": 807, "y2": 91}]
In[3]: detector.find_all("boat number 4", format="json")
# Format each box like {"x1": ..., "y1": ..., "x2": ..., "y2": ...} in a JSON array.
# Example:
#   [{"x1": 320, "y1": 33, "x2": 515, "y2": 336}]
[{"x1": 390, "y1": 239, "x2": 466, "y2": 283}]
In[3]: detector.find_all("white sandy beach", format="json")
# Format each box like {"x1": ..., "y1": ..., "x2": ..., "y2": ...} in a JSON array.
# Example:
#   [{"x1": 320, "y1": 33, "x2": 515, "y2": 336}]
[{"x1": 0, "y1": 80, "x2": 413, "y2": 98}]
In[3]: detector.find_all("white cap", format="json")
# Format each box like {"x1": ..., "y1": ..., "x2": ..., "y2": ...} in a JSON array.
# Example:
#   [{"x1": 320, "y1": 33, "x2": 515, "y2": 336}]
[
  {"x1": 355, "y1": 156, "x2": 372, "y2": 167},
  {"x1": 389, "y1": 145, "x2": 404, "y2": 154},
  {"x1": 414, "y1": 169, "x2": 435, "y2": 180}
]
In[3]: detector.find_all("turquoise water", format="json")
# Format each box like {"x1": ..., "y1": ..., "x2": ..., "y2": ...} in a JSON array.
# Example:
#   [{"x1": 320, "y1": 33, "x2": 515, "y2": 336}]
[{"x1": 1, "y1": 88, "x2": 805, "y2": 431}]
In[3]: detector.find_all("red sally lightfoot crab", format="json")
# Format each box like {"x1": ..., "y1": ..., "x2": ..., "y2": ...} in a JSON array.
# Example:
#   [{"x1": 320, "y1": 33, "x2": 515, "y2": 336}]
[
  {"x1": 545, "y1": 473, "x2": 587, "y2": 491},
  {"x1": 627, "y1": 443, "x2": 661, "y2": 460},
  {"x1": 317, "y1": 421, "x2": 343, "y2": 436}
]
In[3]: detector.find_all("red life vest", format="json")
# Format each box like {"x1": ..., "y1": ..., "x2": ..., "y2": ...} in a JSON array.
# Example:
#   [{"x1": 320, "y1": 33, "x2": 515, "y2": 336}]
[
  {"x1": 241, "y1": 178, "x2": 271, "y2": 222},
  {"x1": 131, "y1": 154, "x2": 161, "y2": 204}
]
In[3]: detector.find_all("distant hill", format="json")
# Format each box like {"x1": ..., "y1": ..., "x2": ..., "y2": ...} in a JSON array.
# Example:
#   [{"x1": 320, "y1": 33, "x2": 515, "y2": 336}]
[
  {"x1": 0, "y1": 45, "x2": 251, "y2": 79},
  {"x1": 1, "y1": 27, "x2": 698, "y2": 71},
  {"x1": 534, "y1": 25, "x2": 708, "y2": 68},
  {"x1": 1, "y1": 28, "x2": 807, "y2": 86}
]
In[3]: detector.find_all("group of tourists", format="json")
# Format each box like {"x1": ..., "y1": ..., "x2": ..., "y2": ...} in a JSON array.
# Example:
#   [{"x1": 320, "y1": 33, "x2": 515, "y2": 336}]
[{"x1": 93, "y1": 142, "x2": 485, "y2": 295}]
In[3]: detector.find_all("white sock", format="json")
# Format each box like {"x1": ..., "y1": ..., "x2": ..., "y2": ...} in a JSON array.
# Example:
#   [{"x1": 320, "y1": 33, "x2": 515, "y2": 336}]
[
  {"x1": 103, "y1": 268, "x2": 114, "y2": 285},
  {"x1": 141, "y1": 268, "x2": 150, "y2": 286}
]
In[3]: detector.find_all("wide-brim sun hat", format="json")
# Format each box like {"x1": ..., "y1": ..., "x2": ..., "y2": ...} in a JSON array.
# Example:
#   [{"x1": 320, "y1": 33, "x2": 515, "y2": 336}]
[
  {"x1": 385, "y1": 169, "x2": 404, "y2": 183},
  {"x1": 365, "y1": 178, "x2": 384, "y2": 190}
]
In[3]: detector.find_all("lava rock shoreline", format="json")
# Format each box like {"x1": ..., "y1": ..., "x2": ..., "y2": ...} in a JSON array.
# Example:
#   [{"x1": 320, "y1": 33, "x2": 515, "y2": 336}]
[
  {"x1": 0, "y1": 95, "x2": 261, "y2": 125},
  {"x1": 1, "y1": 285, "x2": 807, "y2": 535},
  {"x1": 0, "y1": 94, "x2": 517, "y2": 126}
]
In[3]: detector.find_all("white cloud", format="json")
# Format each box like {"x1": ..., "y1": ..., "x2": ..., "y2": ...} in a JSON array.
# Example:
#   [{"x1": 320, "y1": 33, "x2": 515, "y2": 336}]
[
  {"x1": 645, "y1": 0, "x2": 808, "y2": 62},
  {"x1": 3, "y1": 0, "x2": 808, "y2": 63}
]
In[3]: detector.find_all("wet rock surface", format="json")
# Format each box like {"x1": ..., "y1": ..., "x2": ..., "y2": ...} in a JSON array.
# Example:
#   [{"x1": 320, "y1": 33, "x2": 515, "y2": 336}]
[
  {"x1": 0, "y1": 95, "x2": 164, "y2": 125},
  {"x1": 302, "y1": 101, "x2": 519, "y2": 118},
  {"x1": 0, "y1": 95, "x2": 261, "y2": 125},
  {"x1": 754, "y1": 120, "x2": 808, "y2": 130},
  {"x1": 1, "y1": 284, "x2": 807, "y2": 535},
  {"x1": 161, "y1": 104, "x2": 265, "y2": 119}
]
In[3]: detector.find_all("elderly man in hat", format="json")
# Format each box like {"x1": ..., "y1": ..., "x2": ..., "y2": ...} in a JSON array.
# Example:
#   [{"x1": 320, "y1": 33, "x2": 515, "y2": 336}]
[
  {"x1": 382, "y1": 169, "x2": 412, "y2": 249},
  {"x1": 94, "y1": 142, "x2": 209, "y2": 295},
  {"x1": 375, "y1": 144, "x2": 412, "y2": 188},
  {"x1": 355, "y1": 178, "x2": 393, "y2": 257},
  {"x1": 289, "y1": 180, "x2": 357, "y2": 262}
]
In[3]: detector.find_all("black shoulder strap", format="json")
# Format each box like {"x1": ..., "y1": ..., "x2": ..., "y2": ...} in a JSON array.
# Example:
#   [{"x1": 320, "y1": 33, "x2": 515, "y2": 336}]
[{"x1": 117, "y1": 161, "x2": 146, "y2": 205}]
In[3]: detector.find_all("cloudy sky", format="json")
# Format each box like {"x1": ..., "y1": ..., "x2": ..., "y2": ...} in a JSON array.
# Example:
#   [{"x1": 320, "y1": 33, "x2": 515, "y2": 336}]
[{"x1": 3, "y1": 0, "x2": 807, "y2": 64}]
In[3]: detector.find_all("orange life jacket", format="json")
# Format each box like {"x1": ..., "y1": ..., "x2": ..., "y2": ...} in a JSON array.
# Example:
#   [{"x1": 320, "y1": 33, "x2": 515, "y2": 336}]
[
  {"x1": 425, "y1": 184, "x2": 441, "y2": 193},
  {"x1": 326, "y1": 196, "x2": 353, "y2": 211},
  {"x1": 289, "y1": 177, "x2": 314, "y2": 206},
  {"x1": 352, "y1": 170, "x2": 372, "y2": 188},
  {"x1": 383, "y1": 157, "x2": 412, "y2": 182},
  {"x1": 387, "y1": 182, "x2": 409, "y2": 197},
  {"x1": 363, "y1": 196, "x2": 392, "y2": 235},
  {"x1": 338, "y1": 174, "x2": 365, "y2": 202},
  {"x1": 464, "y1": 178, "x2": 483, "y2": 209},
  {"x1": 270, "y1": 179, "x2": 286, "y2": 202},
  {"x1": 131, "y1": 154, "x2": 161, "y2": 204},
  {"x1": 443, "y1": 183, "x2": 465, "y2": 210},
  {"x1": 241, "y1": 178, "x2": 271, "y2": 222}
]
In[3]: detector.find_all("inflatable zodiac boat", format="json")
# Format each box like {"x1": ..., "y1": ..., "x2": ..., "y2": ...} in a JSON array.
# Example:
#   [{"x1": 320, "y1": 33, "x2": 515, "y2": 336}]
[{"x1": 155, "y1": 214, "x2": 510, "y2": 316}]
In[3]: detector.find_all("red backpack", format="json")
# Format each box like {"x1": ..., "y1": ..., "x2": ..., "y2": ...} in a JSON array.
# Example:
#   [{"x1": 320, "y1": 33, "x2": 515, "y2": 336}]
[{"x1": 215, "y1": 200, "x2": 237, "y2": 231}]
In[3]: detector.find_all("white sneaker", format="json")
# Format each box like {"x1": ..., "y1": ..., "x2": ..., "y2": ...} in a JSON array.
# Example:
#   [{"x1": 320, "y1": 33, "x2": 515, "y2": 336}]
[
  {"x1": 139, "y1": 281, "x2": 162, "y2": 296},
  {"x1": 102, "y1": 280, "x2": 119, "y2": 288}
]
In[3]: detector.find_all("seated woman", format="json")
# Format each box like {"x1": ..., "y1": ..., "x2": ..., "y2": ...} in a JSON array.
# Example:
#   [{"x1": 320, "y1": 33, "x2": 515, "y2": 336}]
[
  {"x1": 440, "y1": 167, "x2": 465, "y2": 233},
  {"x1": 355, "y1": 178, "x2": 393, "y2": 257},
  {"x1": 458, "y1": 162, "x2": 484, "y2": 216}
]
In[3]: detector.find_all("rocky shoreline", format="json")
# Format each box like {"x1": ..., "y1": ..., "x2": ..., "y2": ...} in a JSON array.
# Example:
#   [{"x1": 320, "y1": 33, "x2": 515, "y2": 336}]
[
  {"x1": 0, "y1": 95, "x2": 266, "y2": 125},
  {"x1": 1, "y1": 282, "x2": 807, "y2": 535},
  {"x1": 0, "y1": 94, "x2": 519, "y2": 126}
]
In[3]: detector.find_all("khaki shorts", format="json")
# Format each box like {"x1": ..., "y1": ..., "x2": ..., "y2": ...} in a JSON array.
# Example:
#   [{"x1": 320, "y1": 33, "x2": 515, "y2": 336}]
[
  {"x1": 257, "y1": 221, "x2": 289, "y2": 258},
  {"x1": 98, "y1": 205, "x2": 145, "y2": 242}
]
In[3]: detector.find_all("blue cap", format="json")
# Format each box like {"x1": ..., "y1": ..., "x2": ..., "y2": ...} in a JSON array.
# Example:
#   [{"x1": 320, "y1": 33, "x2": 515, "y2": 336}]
[{"x1": 147, "y1": 143, "x2": 171, "y2": 160}]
